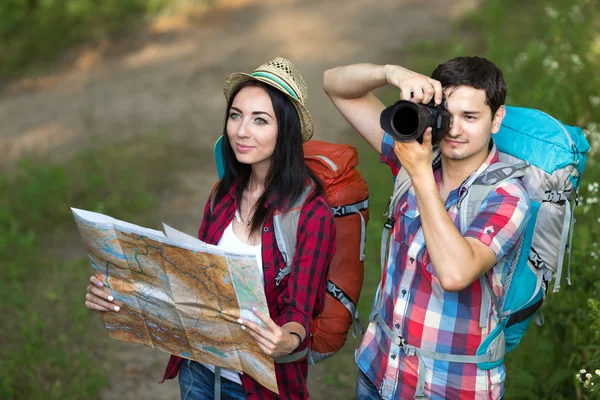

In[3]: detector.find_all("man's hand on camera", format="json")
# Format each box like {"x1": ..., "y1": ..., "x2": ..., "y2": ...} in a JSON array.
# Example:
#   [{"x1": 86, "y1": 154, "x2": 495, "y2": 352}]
[
  {"x1": 393, "y1": 128, "x2": 434, "y2": 180},
  {"x1": 384, "y1": 65, "x2": 443, "y2": 105}
]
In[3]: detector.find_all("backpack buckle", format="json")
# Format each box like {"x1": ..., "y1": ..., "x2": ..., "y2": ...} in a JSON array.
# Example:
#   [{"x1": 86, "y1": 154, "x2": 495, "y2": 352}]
[
  {"x1": 275, "y1": 266, "x2": 291, "y2": 286},
  {"x1": 543, "y1": 189, "x2": 569, "y2": 204},
  {"x1": 384, "y1": 216, "x2": 396, "y2": 230}
]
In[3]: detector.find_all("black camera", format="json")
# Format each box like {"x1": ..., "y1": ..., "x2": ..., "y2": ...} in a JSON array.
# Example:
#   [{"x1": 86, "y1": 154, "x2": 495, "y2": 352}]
[{"x1": 380, "y1": 98, "x2": 452, "y2": 145}]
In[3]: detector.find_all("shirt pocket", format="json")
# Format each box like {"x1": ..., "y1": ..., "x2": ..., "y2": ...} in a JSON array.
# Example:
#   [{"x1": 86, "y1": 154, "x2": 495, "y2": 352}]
[{"x1": 394, "y1": 197, "x2": 420, "y2": 244}]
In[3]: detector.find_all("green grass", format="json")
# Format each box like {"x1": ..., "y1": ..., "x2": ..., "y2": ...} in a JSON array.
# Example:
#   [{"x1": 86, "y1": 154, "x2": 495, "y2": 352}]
[{"x1": 0, "y1": 134, "x2": 190, "y2": 399}]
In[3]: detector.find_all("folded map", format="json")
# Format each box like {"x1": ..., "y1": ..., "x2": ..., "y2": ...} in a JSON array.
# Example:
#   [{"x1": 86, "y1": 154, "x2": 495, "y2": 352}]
[{"x1": 71, "y1": 208, "x2": 277, "y2": 393}]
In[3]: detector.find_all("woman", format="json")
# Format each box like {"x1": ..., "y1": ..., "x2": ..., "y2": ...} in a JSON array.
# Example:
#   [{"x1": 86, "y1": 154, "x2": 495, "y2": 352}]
[{"x1": 84, "y1": 57, "x2": 336, "y2": 399}]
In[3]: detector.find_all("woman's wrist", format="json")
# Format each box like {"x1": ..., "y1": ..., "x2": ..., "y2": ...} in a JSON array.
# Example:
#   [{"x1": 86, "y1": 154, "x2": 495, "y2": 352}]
[{"x1": 288, "y1": 331, "x2": 303, "y2": 354}]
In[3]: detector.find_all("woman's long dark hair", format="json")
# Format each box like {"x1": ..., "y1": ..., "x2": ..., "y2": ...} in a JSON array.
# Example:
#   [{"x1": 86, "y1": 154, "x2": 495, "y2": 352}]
[{"x1": 213, "y1": 80, "x2": 323, "y2": 235}]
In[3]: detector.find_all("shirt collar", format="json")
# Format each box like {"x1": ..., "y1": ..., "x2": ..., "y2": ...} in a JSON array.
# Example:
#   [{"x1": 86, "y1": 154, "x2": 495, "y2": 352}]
[
  {"x1": 431, "y1": 139, "x2": 499, "y2": 205},
  {"x1": 461, "y1": 139, "x2": 499, "y2": 189}
]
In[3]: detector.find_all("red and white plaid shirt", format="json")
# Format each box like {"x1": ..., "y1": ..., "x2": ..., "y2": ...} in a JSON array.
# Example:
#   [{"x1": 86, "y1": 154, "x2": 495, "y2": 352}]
[
  {"x1": 356, "y1": 135, "x2": 531, "y2": 399},
  {"x1": 162, "y1": 181, "x2": 336, "y2": 399}
]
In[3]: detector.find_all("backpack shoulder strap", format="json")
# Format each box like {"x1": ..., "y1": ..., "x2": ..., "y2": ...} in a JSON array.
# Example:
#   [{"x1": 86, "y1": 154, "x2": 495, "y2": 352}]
[
  {"x1": 368, "y1": 165, "x2": 415, "y2": 324},
  {"x1": 458, "y1": 161, "x2": 528, "y2": 232},
  {"x1": 380, "y1": 167, "x2": 411, "y2": 274},
  {"x1": 215, "y1": 136, "x2": 225, "y2": 179},
  {"x1": 458, "y1": 161, "x2": 528, "y2": 329},
  {"x1": 274, "y1": 180, "x2": 316, "y2": 286}
]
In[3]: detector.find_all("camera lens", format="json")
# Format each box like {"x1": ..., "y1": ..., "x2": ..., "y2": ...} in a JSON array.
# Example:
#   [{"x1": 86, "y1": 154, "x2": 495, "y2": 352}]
[
  {"x1": 392, "y1": 107, "x2": 419, "y2": 137},
  {"x1": 380, "y1": 100, "x2": 436, "y2": 142}
]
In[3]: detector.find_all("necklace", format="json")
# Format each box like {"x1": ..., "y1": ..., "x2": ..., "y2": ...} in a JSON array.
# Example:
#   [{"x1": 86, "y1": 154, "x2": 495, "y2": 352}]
[{"x1": 235, "y1": 190, "x2": 253, "y2": 225}]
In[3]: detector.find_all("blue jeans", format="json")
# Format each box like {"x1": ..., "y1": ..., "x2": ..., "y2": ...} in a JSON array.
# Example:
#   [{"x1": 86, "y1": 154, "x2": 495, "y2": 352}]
[
  {"x1": 356, "y1": 369, "x2": 381, "y2": 400},
  {"x1": 178, "y1": 360, "x2": 247, "y2": 400}
]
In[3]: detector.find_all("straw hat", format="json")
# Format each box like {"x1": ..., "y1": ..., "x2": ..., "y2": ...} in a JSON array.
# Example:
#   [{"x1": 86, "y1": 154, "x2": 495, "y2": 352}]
[{"x1": 222, "y1": 57, "x2": 314, "y2": 142}]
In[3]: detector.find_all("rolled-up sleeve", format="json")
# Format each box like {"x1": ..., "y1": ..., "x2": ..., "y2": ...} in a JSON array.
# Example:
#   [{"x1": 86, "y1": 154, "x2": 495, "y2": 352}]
[
  {"x1": 464, "y1": 180, "x2": 531, "y2": 262},
  {"x1": 275, "y1": 197, "x2": 336, "y2": 337},
  {"x1": 380, "y1": 132, "x2": 402, "y2": 177}
]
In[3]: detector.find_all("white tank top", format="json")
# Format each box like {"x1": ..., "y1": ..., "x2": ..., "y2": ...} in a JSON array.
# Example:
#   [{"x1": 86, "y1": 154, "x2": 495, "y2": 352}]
[{"x1": 200, "y1": 220, "x2": 263, "y2": 384}]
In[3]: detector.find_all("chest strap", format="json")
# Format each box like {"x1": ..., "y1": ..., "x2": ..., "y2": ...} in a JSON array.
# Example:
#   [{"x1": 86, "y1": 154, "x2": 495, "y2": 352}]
[
  {"x1": 368, "y1": 309, "x2": 494, "y2": 399},
  {"x1": 213, "y1": 366, "x2": 221, "y2": 400}
]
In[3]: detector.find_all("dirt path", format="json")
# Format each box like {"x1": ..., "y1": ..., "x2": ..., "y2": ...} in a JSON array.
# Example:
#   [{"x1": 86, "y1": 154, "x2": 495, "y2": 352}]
[
  {"x1": 0, "y1": 0, "x2": 477, "y2": 398},
  {"x1": 0, "y1": 0, "x2": 477, "y2": 236}
]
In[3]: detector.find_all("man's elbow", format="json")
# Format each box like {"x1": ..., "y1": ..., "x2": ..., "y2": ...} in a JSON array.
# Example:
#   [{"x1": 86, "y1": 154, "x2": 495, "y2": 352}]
[
  {"x1": 439, "y1": 242, "x2": 496, "y2": 292},
  {"x1": 439, "y1": 272, "x2": 474, "y2": 292},
  {"x1": 322, "y1": 68, "x2": 335, "y2": 96}
]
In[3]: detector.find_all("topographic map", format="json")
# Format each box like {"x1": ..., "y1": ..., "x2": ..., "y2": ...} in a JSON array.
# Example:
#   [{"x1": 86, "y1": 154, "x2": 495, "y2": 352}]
[{"x1": 72, "y1": 208, "x2": 277, "y2": 393}]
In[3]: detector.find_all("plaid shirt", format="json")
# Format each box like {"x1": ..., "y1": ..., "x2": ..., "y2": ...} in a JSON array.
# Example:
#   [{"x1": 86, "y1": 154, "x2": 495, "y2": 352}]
[
  {"x1": 355, "y1": 133, "x2": 530, "y2": 399},
  {"x1": 162, "y1": 180, "x2": 336, "y2": 399}
]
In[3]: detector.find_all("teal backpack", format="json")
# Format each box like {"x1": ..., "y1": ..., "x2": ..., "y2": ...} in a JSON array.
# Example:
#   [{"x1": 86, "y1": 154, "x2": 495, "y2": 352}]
[
  {"x1": 480, "y1": 107, "x2": 589, "y2": 353},
  {"x1": 370, "y1": 106, "x2": 590, "y2": 398}
]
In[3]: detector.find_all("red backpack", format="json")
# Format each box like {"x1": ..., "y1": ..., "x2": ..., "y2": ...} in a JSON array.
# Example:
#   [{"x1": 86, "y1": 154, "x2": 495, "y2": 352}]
[{"x1": 301, "y1": 140, "x2": 369, "y2": 363}]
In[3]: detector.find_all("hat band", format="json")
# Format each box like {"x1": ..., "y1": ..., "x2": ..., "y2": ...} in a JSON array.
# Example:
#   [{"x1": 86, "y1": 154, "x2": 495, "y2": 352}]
[{"x1": 251, "y1": 71, "x2": 299, "y2": 100}]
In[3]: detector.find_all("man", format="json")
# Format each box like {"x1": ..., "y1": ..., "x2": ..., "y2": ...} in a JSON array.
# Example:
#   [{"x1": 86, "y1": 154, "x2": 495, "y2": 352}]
[{"x1": 323, "y1": 57, "x2": 531, "y2": 399}]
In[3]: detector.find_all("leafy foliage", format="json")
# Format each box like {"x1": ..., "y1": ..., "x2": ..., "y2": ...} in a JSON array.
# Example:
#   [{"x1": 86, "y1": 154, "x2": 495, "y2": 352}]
[{"x1": 0, "y1": 0, "x2": 169, "y2": 77}]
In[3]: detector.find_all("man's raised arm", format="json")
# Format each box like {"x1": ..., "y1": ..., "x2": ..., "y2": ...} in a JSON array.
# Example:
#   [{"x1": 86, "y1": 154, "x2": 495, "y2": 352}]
[{"x1": 323, "y1": 63, "x2": 443, "y2": 153}]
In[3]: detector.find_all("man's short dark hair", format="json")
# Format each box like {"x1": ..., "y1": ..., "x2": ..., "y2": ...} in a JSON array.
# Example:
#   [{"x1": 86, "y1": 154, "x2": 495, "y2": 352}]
[{"x1": 431, "y1": 56, "x2": 507, "y2": 115}]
